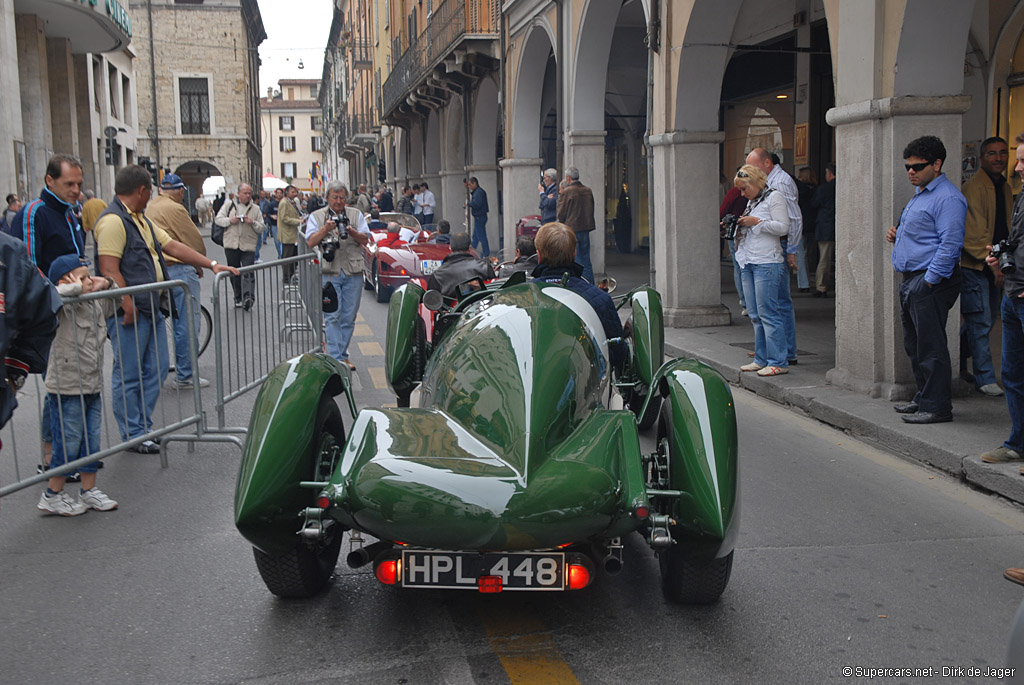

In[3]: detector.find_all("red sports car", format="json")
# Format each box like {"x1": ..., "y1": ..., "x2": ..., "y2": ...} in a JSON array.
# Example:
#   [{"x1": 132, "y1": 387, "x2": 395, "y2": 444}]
[{"x1": 362, "y1": 213, "x2": 451, "y2": 303}]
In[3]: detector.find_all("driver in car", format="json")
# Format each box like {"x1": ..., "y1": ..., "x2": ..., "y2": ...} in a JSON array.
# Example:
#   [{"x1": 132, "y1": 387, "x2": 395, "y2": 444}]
[
  {"x1": 531, "y1": 221, "x2": 624, "y2": 365},
  {"x1": 376, "y1": 222, "x2": 407, "y2": 249},
  {"x1": 426, "y1": 232, "x2": 494, "y2": 298}
]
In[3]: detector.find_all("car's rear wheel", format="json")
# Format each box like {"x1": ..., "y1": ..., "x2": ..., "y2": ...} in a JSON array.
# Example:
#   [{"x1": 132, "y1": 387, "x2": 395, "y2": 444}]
[
  {"x1": 251, "y1": 394, "x2": 345, "y2": 598},
  {"x1": 655, "y1": 402, "x2": 732, "y2": 604},
  {"x1": 374, "y1": 262, "x2": 392, "y2": 303},
  {"x1": 659, "y1": 548, "x2": 733, "y2": 605}
]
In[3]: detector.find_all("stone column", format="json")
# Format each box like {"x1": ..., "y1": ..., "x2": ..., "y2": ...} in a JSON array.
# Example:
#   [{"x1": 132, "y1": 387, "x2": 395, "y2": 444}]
[
  {"x1": 467, "y1": 164, "x2": 500, "y2": 255},
  {"x1": 46, "y1": 37, "x2": 78, "y2": 157},
  {"x1": 439, "y1": 169, "x2": 468, "y2": 229},
  {"x1": 74, "y1": 54, "x2": 99, "y2": 194},
  {"x1": 499, "y1": 157, "x2": 543, "y2": 254},
  {"x1": 825, "y1": 96, "x2": 970, "y2": 399},
  {"x1": 0, "y1": 0, "x2": 24, "y2": 195},
  {"x1": 15, "y1": 13, "x2": 52, "y2": 185},
  {"x1": 649, "y1": 131, "x2": 732, "y2": 327}
]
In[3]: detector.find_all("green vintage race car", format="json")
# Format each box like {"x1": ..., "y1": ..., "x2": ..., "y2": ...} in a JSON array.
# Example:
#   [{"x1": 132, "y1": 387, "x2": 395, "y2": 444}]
[{"x1": 234, "y1": 274, "x2": 738, "y2": 603}]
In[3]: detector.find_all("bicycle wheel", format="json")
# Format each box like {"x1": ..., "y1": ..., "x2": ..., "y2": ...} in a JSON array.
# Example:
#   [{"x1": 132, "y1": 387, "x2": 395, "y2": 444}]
[{"x1": 197, "y1": 304, "x2": 213, "y2": 357}]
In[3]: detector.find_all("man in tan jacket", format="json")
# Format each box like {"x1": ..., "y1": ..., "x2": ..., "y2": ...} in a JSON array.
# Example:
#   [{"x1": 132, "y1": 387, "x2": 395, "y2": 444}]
[
  {"x1": 961, "y1": 136, "x2": 1012, "y2": 396},
  {"x1": 214, "y1": 182, "x2": 264, "y2": 310},
  {"x1": 146, "y1": 173, "x2": 209, "y2": 388}
]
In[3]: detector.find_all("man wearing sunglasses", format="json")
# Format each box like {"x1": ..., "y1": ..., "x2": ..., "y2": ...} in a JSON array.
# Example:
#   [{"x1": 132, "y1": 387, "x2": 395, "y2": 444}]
[{"x1": 886, "y1": 135, "x2": 966, "y2": 424}]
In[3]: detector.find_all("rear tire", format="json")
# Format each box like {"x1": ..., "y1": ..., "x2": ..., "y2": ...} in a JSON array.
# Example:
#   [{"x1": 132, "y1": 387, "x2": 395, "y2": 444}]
[
  {"x1": 251, "y1": 394, "x2": 345, "y2": 598},
  {"x1": 655, "y1": 401, "x2": 732, "y2": 604},
  {"x1": 374, "y1": 263, "x2": 391, "y2": 303},
  {"x1": 660, "y1": 549, "x2": 733, "y2": 605}
]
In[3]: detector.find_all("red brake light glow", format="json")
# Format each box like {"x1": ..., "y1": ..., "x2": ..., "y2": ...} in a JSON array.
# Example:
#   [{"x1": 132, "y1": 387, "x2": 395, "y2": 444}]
[
  {"x1": 399, "y1": 268, "x2": 407, "y2": 276},
  {"x1": 478, "y1": 575, "x2": 503, "y2": 593},
  {"x1": 568, "y1": 564, "x2": 591, "y2": 590},
  {"x1": 375, "y1": 559, "x2": 399, "y2": 585}
]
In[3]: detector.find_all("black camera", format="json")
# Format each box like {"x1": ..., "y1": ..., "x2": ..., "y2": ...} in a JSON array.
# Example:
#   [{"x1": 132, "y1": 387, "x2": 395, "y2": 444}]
[
  {"x1": 329, "y1": 211, "x2": 349, "y2": 239},
  {"x1": 720, "y1": 214, "x2": 741, "y2": 241},
  {"x1": 991, "y1": 238, "x2": 1018, "y2": 275}
]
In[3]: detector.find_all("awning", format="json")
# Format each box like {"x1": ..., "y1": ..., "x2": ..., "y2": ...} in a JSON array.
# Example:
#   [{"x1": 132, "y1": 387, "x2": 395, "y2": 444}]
[{"x1": 15, "y1": 0, "x2": 132, "y2": 54}]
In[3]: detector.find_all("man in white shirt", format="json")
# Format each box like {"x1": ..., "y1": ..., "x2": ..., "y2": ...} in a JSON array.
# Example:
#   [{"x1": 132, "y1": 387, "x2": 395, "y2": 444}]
[
  {"x1": 419, "y1": 182, "x2": 436, "y2": 226},
  {"x1": 746, "y1": 148, "x2": 802, "y2": 365}
]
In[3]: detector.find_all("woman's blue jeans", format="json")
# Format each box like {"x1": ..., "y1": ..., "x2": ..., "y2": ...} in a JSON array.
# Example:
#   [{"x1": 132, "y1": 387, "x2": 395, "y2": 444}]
[{"x1": 740, "y1": 262, "x2": 788, "y2": 367}]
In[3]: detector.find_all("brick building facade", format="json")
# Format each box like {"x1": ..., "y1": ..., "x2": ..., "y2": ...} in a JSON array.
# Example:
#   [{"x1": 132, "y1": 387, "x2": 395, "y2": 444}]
[{"x1": 128, "y1": 0, "x2": 265, "y2": 210}]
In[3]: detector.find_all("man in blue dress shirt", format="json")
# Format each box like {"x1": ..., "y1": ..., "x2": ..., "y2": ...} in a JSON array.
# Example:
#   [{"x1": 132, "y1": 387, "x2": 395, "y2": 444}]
[{"x1": 886, "y1": 135, "x2": 966, "y2": 424}]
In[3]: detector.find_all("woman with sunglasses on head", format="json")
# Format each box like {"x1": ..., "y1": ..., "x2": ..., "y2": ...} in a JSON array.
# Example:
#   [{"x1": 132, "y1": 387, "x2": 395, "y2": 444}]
[{"x1": 727, "y1": 164, "x2": 791, "y2": 376}]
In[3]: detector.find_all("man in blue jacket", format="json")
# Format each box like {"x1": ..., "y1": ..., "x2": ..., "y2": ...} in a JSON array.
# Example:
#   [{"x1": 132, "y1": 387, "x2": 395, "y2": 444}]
[
  {"x1": 8, "y1": 154, "x2": 86, "y2": 276},
  {"x1": 467, "y1": 177, "x2": 490, "y2": 258}
]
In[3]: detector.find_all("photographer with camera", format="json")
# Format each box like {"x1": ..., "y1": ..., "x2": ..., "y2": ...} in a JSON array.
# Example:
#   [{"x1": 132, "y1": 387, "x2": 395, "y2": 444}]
[
  {"x1": 305, "y1": 182, "x2": 370, "y2": 371},
  {"x1": 727, "y1": 164, "x2": 791, "y2": 377},
  {"x1": 979, "y1": 144, "x2": 1024, "y2": 469}
]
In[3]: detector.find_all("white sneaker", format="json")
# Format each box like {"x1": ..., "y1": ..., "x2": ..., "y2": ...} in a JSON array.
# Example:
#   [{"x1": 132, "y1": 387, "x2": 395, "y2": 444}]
[
  {"x1": 740, "y1": 308, "x2": 748, "y2": 317},
  {"x1": 38, "y1": 490, "x2": 87, "y2": 516},
  {"x1": 79, "y1": 487, "x2": 118, "y2": 512},
  {"x1": 979, "y1": 383, "x2": 1005, "y2": 397},
  {"x1": 170, "y1": 376, "x2": 210, "y2": 389}
]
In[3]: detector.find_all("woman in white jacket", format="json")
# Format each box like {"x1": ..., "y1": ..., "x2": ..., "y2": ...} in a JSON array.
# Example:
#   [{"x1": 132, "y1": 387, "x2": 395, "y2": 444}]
[{"x1": 730, "y1": 164, "x2": 791, "y2": 376}]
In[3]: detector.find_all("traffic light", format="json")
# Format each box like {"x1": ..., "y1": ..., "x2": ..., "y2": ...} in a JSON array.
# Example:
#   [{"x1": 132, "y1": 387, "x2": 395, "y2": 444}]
[
  {"x1": 138, "y1": 157, "x2": 159, "y2": 187},
  {"x1": 104, "y1": 137, "x2": 118, "y2": 166}
]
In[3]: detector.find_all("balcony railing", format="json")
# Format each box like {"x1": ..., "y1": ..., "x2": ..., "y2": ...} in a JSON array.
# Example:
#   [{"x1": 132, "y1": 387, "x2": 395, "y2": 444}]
[{"x1": 381, "y1": 0, "x2": 498, "y2": 118}]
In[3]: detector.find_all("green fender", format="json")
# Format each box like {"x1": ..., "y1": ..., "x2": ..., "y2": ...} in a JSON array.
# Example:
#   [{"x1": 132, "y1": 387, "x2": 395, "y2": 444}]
[
  {"x1": 629, "y1": 288, "x2": 664, "y2": 387},
  {"x1": 656, "y1": 358, "x2": 739, "y2": 558},
  {"x1": 385, "y1": 282, "x2": 425, "y2": 397},
  {"x1": 234, "y1": 353, "x2": 356, "y2": 556}
]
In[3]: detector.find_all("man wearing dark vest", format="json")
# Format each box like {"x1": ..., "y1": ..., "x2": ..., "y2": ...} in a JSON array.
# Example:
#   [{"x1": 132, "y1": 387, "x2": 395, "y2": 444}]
[
  {"x1": 305, "y1": 181, "x2": 370, "y2": 371},
  {"x1": 95, "y1": 165, "x2": 237, "y2": 453}
]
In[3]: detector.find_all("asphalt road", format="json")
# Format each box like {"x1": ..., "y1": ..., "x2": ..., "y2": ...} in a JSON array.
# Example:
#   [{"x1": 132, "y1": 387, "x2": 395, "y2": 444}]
[{"x1": 2, "y1": 283, "x2": 1024, "y2": 684}]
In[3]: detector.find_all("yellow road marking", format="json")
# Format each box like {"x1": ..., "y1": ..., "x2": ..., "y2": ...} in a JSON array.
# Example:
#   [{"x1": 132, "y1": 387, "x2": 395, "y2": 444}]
[
  {"x1": 355, "y1": 313, "x2": 365, "y2": 323},
  {"x1": 358, "y1": 341, "x2": 384, "y2": 356},
  {"x1": 480, "y1": 607, "x2": 579, "y2": 684},
  {"x1": 353, "y1": 324, "x2": 373, "y2": 337},
  {"x1": 369, "y1": 367, "x2": 388, "y2": 390}
]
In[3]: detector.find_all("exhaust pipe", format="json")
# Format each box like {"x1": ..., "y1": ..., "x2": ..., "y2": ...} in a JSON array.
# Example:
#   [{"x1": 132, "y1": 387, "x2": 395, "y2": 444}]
[
  {"x1": 347, "y1": 540, "x2": 393, "y2": 569},
  {"x1": 602, "y1": 554, "x2": 623, "y2": 575}
]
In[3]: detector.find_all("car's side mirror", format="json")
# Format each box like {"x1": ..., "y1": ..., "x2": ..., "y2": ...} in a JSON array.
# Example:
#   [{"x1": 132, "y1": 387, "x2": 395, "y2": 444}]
[{"x1": 423, "y1": 289, "x2": 445, "y2": 311}]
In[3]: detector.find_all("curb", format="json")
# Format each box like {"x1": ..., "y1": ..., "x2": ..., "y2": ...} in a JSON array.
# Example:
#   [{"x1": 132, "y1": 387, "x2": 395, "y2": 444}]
[{"x1": 665, "y1": 341, "x2": 1024, "y2": 506}]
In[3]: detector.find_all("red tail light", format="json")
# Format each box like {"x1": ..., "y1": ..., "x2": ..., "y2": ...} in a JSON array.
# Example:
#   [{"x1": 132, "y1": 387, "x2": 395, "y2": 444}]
[
  {"x1": 399, "y1": 268, "x2": 407, "y2": 276},
  {"x1": 568, "y1": 564, "x2": 591, "y2": 590},
  {"x1": 316, "y1": 496, "x2": 330, "y2": 509},
  {"x1": 375, "y1": 559, "x2": 399, "y2": 585},
  {"x1": 478, "y1": 575, "x2": 503, "y2": 593},
  {"x1": 633, "y1": 505, "x2": 650, "y2": 520}
]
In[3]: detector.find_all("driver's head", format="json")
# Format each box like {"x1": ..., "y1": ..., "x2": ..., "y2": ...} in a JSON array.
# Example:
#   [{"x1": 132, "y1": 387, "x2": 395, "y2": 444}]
[
  {"x1": 534, "y1": 222, "x2": 576, "y2": 267},
  {"x1": 386, "y1": 221, "x2": 400, "y2": 234},
  {"x1": 450, "y1": 232, "x2": 472, "y2": 253},
  {"x1": 515, "y1": 235, "x2": 536, "y2": 258}
]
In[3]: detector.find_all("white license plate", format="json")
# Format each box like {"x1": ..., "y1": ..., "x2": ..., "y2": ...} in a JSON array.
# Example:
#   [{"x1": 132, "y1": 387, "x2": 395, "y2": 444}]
[
  {"x1": 401, "y1": 550, "x2": 565, "y2": 590},
  {"x1": 421, "y1": 260, "x2": 442, "y2": 275}
]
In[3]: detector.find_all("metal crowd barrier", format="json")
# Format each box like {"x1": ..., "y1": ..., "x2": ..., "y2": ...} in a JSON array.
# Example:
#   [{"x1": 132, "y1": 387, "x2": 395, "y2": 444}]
[
  {"x1": 209, "y1": 251, "x2": 323, "y2": 432},
  {"x1": 0, "y1": 280, "x2": 202, "y2": 497}
]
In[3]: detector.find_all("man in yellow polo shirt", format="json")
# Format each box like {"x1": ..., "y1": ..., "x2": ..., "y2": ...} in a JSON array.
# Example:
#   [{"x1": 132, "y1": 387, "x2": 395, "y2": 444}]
[{"x1": 94, "y1": 165, "x2": 236, "y2": 453}]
